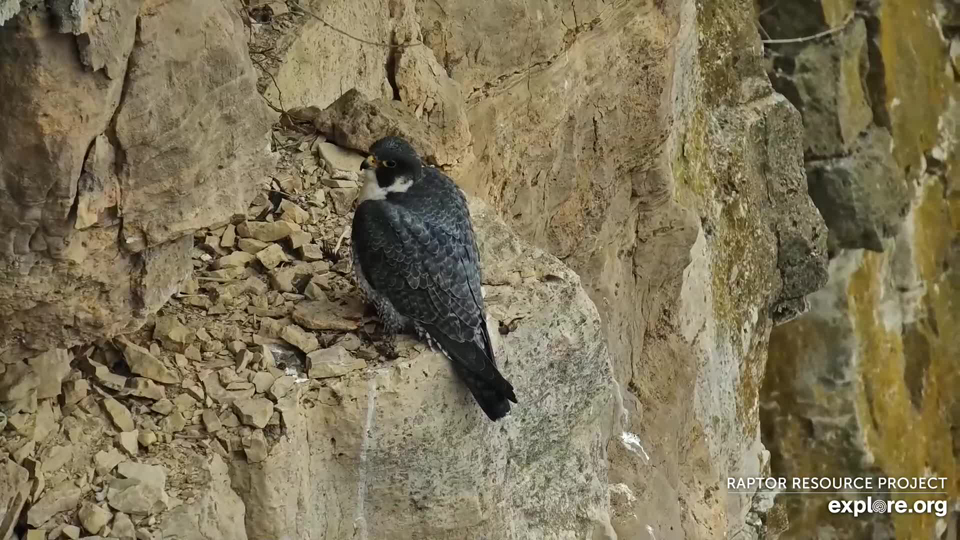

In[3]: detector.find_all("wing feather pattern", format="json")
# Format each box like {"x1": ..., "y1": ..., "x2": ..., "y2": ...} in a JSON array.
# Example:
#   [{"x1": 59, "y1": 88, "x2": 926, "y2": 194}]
[{"x1": 352, "y1": 169, "x2": 516, "y2": 419}]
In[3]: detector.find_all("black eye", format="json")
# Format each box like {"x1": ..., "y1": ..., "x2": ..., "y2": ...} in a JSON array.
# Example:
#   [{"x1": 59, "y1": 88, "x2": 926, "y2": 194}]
[{"x1": 383, "y1": 160, "x2": 397, "y2": 168}]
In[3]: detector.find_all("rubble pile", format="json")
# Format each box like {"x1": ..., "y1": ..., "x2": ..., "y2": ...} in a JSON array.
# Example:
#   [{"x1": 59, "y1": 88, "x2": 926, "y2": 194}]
[{"x1": 0, "y1": 125, "x2": 420, "y2": 539}]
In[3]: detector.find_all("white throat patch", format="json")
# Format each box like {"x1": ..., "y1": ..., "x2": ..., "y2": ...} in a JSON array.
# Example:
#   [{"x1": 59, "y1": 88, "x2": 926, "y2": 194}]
[{"x1": 358, "y1": 169, "x2": 413, "y2": 202}]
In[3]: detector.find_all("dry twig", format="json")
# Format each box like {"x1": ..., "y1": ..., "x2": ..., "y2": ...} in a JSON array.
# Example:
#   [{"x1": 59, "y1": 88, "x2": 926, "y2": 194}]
[{"x1": 760, "y1": 12, "x2": 854, "y2": 44}]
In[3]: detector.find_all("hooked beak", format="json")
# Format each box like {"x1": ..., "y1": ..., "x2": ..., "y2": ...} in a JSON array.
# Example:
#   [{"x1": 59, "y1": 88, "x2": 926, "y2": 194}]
[{"x1": 360, "y1": 156, "x2": 378, "y2": 170}]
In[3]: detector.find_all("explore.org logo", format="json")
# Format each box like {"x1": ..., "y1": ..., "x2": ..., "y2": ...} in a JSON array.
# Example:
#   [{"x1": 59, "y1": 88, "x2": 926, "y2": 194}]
[
  {"x1": 727, "y1": 476, "x2": 950, "y2": 518},
  {"x1": 828, "y1": 497, "x2": 948, "y2": 518}
]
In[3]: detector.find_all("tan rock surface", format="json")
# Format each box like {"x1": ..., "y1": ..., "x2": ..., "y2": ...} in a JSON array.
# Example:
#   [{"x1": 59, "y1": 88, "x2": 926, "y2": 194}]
[
  {"x1": 0, "y1": 0, "x2": 274, "y2": 352},
  {"x1": 0, "y1": 0, "x2": 855, "y2": 538}
]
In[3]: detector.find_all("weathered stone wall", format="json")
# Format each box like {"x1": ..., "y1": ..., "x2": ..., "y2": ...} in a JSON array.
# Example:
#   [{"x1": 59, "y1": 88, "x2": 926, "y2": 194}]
[
  {"x1": 760, "y1": 0, "x2": 960, "y2": 537},
  {"x1": 0, "y1": 0, "x2": 840, "y2": 539},
  {"x1": 256, "y1": 0, "x2": 829, "y2": 537},
  {"x1": 0, "y1": 0, "x2": 275, "y2": 354}
]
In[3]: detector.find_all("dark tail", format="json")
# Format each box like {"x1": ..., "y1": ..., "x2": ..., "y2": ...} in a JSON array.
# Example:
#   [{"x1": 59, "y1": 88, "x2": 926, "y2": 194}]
[
  {"x1": 451, "y1": 362, "x2": 517, "y2": 421},
  {"x1": 423, "y1": 324, "x2": 518, "y2": 421}
]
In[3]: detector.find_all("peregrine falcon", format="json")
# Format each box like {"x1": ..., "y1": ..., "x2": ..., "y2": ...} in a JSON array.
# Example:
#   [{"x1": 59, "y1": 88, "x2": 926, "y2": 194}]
[{"x1": 350, "y1": 136, "x2": 517, "y2": 421}]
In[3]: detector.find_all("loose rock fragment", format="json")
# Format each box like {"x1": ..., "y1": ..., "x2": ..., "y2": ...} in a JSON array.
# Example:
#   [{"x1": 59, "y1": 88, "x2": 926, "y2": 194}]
[
  {"x1": 63, "y1": 379, "x2": 90, "y2": 406},
  {"x1": 320, "y1": 177, "x2": 358, "y2": 189},
  {"x1": 220, "y1": 224, "x2": 237, "y2": 248},
  {"x1": 0, "y1": 361, "x2": 38, "y2": 401},
  {"x1": 0, "y1": 458, "x2": 29, "y2": 539},
  {"x1": 108, "y1": 462, "x2": 169, "y2": 515},
  {"x1": 256, "y1": 243, "x2": 290, "y2": 270},
  {"x1": 292, "y1": 298, "x2": 359, "y2": 331},
  {"x1": 298, "y1": 243, "x2": 325, "y2": 261},
  {"x1": 338, "y1": 333, "x2": 362, "y2": 351},
  {"x1": 220, "y1": 411, "x2": 240, "y2": 428},
  {"x1": 202, "y1": 372, "x2": 255, "y2": 405},
  {"x1": 307, "y1": 346, "x2": 367, "y2": 379},
  {"x1": 202, "y1": 409, "x2": 222, "y2": 432},
  {"x1": 39, "y1": 445, "x2": 71, "y2": 474},
  {"x1": 32, "y1": 401, "x2": 57, "y2": 443},
  {"x1": 125, "y1": 378, "x2": 165, "y2": 401},
  {"x1": 317, "y1": 141, "x2": 365, "y2": 172},
  {"x1": 287, "y1": 230, "x2": 312, "y2": 249},
  {"x1": 77, "y1": 357, "x2": 127, "y2": 391},
  {"x1": 237, "y1": 237, "x2": 269, "y2": 253},
  {"x1": 235, "y1": 349, "x2": 254, "y2": 371},
  {"x1": 277, "y1": 174, "x2": 304, "y2": 194},
  {"x1": 242, "y1": 429, "x2": 269, "y2": 463},
  {"x1": 183, "y1": 381, "x2": 205, "y2": 402},
  {"x1": 184, "y1": 345, "x2": 202, "y2": 362},
  {"x1": 237, "y1": 220, "x2": 301, "y2": 242},
  {"x1": 95, "y1": 448, "x2": 125, "y2": 475},
  {"x1": 233, "y1": 397, "x2": 274, "y2": 428},
  {"x1": 79, "y1": 501, "x2": 112, "y2": 535},
  {"x1": 118, "y1": 339, "x2": 178, "y2": 384},
  {"x1": 26, "y1": 349, "x2": 71, "y2": 399},
  {"x1": 152, "y1": 316, "x2": 194, "y2": 352},
  {"x1": 269, "y1": 261, "x2": 331, "y2": 292},
  {"x1": 118, "y1": 431, "x2": 139, "y2": 456},
  {"x1": 173, "y1": 393, "x2": 198, "y2": 413},
  {"x1": 280, "y1": 324, "x2": 319, "y2": 353},
  {"x1": 250, "y1": 372, "x2": 274, "y2": 394},
  {"x1": 103, "y1": 398, "x2": 136, "y2": 432},
  {"x1": 112, "y1": 511, "x2": 137, "y2": 540},
  {"x1": 268, "y1": 375, "x2": 296, "y2": 402},
  {"x1": 328, "y1": 187, "x2": 359, "y2": 215},
  {"x1": 27, "y1": 481, "x2": 81, "y2": 527},
  {"x1": 150, "y1": 399, "x2": 175, "y2": 415},
  {"x1": 138, "y1": 430, "x2": 158, "y2": 447},
  {"x1": 257, "y1": 344, "x2": 276, "y2": 367},
  {"x1": 160, "y1": 412, "x2": 186, "y2": 433},
  {"x1": 279, "y1": 200, "x2": 310, "y2": 224},
  {"x1": 62, "y1": 525, "x2": 82, "y2": 539},
  {"x1": 215, "y1": 251, "x2": 257, "y2": 269},
  {"x1": 12, "y1": 440, "x2": 34, "y2": 463}
]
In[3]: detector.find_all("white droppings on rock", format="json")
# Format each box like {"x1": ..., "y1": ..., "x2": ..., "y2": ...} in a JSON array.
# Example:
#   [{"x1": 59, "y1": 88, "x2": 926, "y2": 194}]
[
  {"x1": 620, "y1": 432, "x2": 650, "y2": 463},
  {"x1": 353, "y1": 378, "x2": 377, "y2": 540}
]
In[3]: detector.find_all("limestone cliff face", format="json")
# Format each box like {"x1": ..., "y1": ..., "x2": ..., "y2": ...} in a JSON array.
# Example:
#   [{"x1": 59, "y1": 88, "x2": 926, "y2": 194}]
[
  {"x1": 760, "y1": 0, "x2": 960, "y2": 538},
  {"x1": 0, "y1": 0, "x2": 835, "y2": 539},
  {"x1": 257, "y1": 2, "x2": 828, "y2": 537},
  {"x1": 0, "y1": 0, "x2": 275, "y2": 353}
]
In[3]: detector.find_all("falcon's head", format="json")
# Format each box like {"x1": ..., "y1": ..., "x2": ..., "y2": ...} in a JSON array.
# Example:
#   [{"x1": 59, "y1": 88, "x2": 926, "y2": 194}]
[{"x1": 359, "y1": 136, "x2": 423, "y2": 202}]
